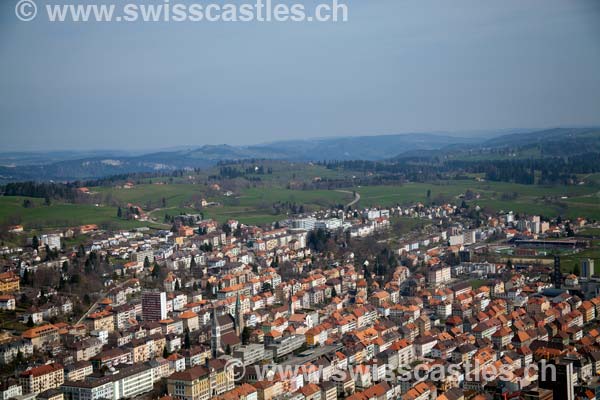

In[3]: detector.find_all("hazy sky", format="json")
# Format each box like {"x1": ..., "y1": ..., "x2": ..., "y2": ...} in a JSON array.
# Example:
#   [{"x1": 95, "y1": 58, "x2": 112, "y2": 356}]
[{"x1": 1, "y1": 0, "x2": 600, "y2": 151}]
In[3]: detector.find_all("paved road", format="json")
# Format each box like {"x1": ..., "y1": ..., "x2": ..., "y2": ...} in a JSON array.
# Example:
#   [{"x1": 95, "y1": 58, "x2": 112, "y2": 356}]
[
  {"x1": 75, "y1": 279, "x2": 132, "y2": 325},
  {"x1": 336, "y1": 190, "x2": 361, "y2": 208},
  {"x1": 146, "y1": 206, "x2": 176, "y2": 228}
]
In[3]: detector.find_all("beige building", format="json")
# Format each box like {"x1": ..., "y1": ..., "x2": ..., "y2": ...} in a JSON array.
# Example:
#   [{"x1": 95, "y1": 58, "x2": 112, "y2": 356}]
[
  {"x1": 65, "y1": 361, "x2": 93, "y2": 381},
  {"x1": 84, "y1": 310, "x2": 114, "y2": 332},
  {"x1": 0, "y1": 271, "x2": 20, "y2": 293},
  {"x1": 167, "y1": 359, "x2": 235, "y2": 400},
  {"x1": 180, "y1": 311, "x2": 200, "y2": 332},
  {"x1": 167, "y1": 365, "x2": 211, "y2": 400},
  {"x1": 253, "y1": 380, "x2": 283, "y2": 400},
  {"x1": 20, "y1": 363, "x2": 64, "y2": 394},
  {"x1": 22, "y1": 324, "x2": 60, "y2": 349}
]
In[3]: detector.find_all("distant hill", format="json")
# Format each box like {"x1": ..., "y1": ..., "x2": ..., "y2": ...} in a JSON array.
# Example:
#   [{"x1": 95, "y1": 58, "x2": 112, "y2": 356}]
[
  {"x1": 393, "y1": 127, "x2": 600, "y2": 160},
  {"x1": 248, "y1": 134, "x2": 480, "y2": 161},
  {"x1": 1, "y1": 128, "x2": 598, "y2": 182},
  {"x1": 480, "y1": 127, "x2": 600, "y2": 156},
  {"x1": 0, "y1": 133, "x2": 481, "y2": 182}
]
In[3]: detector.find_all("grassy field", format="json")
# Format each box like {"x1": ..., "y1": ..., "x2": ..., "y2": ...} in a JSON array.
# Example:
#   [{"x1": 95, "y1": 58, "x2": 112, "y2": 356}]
[
  {"x1": 94, "y1": 184, "x2": 204, "y2": 208},
  {"x1": 390, "y1": 216, "x2": 428, "y2": 235},
  {"x1": 558, "y1": 240, "x2": 600, "y2": 273},
  {"x1": 579, "y1": 227, "x2": 600, "y2": 237},
  {"x1": 1, "y1": 178, "x2": 598, "y2": 231},
  {"x1": 93, "y1": 185, "x2": 353, "y2": 226},
  {"x1": 499, "y1": 239, "x2": 600, "y2": 273},
  {"x1": 0, "y1": 196, "x2": 153, "y2": 231},
  {"x1": 353, "y1": 180, "x2": 600, "y2": 220}
]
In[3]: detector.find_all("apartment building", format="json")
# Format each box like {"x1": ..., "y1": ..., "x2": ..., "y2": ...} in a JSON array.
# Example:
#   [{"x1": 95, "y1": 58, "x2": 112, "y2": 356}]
[
  {"x1": 22, "y1": 324, "x2": 60, "y2": 349},
  {"x1": 142, "y1": 290, "x2": 168, "y2": 321},
  {"x1": 167, "y1": 360, "x2": 234, "y2": 400},
  {"x1": 20, "y1": 363, "x2": 64, "y2": 394},
  {"x1": 84, "y1": 310, "x2": 114, "y2": 333},
  {"x1": 0, "y1": 272, "x2": 20, "y2": 293},
  {"x1": 61, "y1": 363, "x2": 154, "y2": 400}
]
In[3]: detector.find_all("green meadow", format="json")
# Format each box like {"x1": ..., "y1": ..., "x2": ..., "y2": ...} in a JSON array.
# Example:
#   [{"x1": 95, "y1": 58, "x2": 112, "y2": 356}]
[{"x1": 1, "y1": 178, "x2": 598, "y2": 231}]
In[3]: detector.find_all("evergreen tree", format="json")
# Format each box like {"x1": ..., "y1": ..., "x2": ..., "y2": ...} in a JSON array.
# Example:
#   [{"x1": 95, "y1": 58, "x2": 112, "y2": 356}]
[
  {"x1": 184, "y1": 330, "x2": 191, "y2": 349},
  {"x1": 31, "y1": 235, "x2": 39, "y2": 249},
  {"x1": 77, "y1": 244, "x2": 85, "y2": 258},
  {"x1": 234, "y1": 226, "x2": 242, "y2": 238},
  {"x1": 15, "y1": 350, "x2": 24, "y2": 365},
  {"x1": 241, "y1": 327, "x2": 251, "y2": 345},
  {"x1": 117, "y1": 207, "x2": 122, "y2": 218},
  {"x1": 222, "y1": 223, "x2": 232, "y2": 236},
  {"x1": 44, "y1": 244, "x2": 52, "y2": 261},
  {"x1": 26, "y1": 316, "x2": 34, "y2": 327},
  {"x1": 206, "y1": 282, "x2": 213, "y2": 298},
  {"x1": 152, "y1": 262, "x2": 160, "y2": 278}
]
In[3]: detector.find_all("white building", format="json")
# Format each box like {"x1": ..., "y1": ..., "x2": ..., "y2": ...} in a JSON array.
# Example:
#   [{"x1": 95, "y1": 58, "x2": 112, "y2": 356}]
[
  {"x1": 0, "y1": 384, "x2": 22, "y2": 400},
  {"x1": 0, "y1": 295, "x2": 16, "y2": 311},
  {"x1": 41, "y1": 234, "x2": 61, "y2": 250},
  {"x1": 291, "y1": 217, "x2": 316, "y2": 231},
  {"x1": 427, "y1": 265, "x2": 451, "y2": 286},
  {"x1": 582, "y1": 259, "x2": 595, "y2": 279},
  {"x1": 61, "y1": 363, "x2": 154, "y2": 400}
]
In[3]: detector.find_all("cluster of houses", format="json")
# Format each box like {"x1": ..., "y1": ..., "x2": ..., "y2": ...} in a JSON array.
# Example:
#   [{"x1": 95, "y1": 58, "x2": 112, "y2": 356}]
[{"x1": 0, "y1": 199, "x2": 598, "y2": 400}]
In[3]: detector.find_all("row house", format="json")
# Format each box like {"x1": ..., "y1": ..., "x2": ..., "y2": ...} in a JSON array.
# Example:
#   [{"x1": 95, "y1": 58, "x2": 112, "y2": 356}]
[
  {"x1": 65, "y1": 361, "x2": 93, "y2": 381},
  {"x1": 160, "y1": 318, "x2": 184, "y2": 335},
  {"x1": 90, "y1": 347, "x2": 133, "y2": 369},
  {"x1": 71, "y1": 337, "x2": 104, "y2": 361},
  {"x1": 414, "y1": 336, "x2": 437, "y2": 358},
  {"x1": 385, "y1": 339, "x2": 415, "y2": 369},
  {"x1": 127, "y1": 334, "x2": 166, "y2": 363},
  {"x1": 473, "y1": 319, "x2": 499, "y2": 340},
  {"x1": 112, "y1": 303, "x2": 140, "y2": 330},
  {"x1": 305, "y1": 323, "x2": 330, "y2": 347},
  {"x1": 492, "y1": 327, "x2": 514, "y2": 349},
  {"x1": 580, "y1": 300, "x2": 596, "y2": 323}
]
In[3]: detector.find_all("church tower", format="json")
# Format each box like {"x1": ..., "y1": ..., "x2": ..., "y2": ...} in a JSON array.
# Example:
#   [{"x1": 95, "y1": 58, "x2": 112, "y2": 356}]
[
  {"x1": 211, "y1": 306, "x2": 221, "y2": 358},
  {"x1": 235, "y1": 292, "x2": 244, "y2": 336}
]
